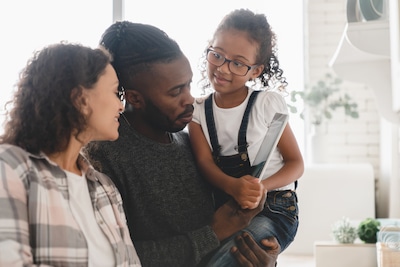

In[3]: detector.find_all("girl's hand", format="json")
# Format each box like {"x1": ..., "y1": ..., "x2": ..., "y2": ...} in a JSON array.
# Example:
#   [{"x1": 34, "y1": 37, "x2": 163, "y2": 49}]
[{"x1": 228, "y1": 175, "x2": 265, "y2": 209}]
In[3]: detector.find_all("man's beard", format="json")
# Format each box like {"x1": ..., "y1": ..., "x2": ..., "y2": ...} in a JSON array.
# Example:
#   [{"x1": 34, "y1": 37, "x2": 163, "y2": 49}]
[{"x1": 143, "y1": 99, "x2": 193, "y2": 133}]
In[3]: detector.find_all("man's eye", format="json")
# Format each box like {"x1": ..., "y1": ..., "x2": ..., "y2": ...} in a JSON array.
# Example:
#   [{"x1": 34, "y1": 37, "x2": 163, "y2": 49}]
[{"x1": 170, "y1": 88, "x2": 182, "y2": 96}]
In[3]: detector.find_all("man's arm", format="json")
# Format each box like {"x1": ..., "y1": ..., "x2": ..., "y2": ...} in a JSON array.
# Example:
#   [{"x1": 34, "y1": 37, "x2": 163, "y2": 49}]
[
  {"x1": 232, "y1": 233, "x2": 280, "y2": 267},
  {"x1": 211, "y1": 190, "x2": 267, "y2": 241},
  {"x1": 135, "y1": 194, "x2": 268, "y2": 267}
]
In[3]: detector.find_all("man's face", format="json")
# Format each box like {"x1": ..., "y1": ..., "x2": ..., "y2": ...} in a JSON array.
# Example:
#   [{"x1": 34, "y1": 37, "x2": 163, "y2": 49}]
[{"x1": 130, "y1": 55, "x2": 194, "y2": 133}]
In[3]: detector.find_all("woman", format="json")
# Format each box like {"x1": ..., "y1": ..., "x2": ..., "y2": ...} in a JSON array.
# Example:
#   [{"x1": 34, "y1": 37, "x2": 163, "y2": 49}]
[{"x1": 0, "y1": 42, "x2": 141, "y2": 266}]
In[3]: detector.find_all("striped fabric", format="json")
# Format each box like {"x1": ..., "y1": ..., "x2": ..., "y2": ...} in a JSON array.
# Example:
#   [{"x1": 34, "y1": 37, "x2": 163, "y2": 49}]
[{"x1": 0, "y1": 144, "x2": 141, "y2": 266}]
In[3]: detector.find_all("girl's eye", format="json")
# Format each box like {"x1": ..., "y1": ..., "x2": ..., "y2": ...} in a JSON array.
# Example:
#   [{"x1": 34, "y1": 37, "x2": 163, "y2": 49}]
[
  {"x1": 213, "y1": 52, "x2": 222, "y2": 59},
  {"x1": 232, "y1": 61, "x2": 244, "y2": 67}
]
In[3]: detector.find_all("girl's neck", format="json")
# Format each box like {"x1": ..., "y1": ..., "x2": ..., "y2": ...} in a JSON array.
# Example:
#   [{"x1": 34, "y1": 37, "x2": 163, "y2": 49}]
[{"x1": 214, "y1": 87, "x2": 248, "y2": 108}]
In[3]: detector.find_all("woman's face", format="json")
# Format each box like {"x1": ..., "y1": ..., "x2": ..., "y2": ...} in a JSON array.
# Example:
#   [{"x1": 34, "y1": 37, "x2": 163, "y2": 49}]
[{"x1": 83, "y1": 64, "x2": 123, "y2": 142}]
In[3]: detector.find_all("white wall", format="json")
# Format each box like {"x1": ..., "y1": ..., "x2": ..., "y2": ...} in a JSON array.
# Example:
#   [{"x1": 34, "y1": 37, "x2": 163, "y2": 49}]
[{"x1": 306, "y1": 0, "x2": 382, "y2": 214}]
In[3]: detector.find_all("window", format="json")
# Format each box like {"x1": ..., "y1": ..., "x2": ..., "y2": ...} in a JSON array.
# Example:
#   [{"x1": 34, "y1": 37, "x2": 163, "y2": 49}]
[{"x1": 0, "y1": 0, "x2": 112, "y2": 134}]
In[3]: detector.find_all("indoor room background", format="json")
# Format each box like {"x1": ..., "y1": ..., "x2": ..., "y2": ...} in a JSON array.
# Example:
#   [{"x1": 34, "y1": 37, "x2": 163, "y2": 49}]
[{"x1": 1, "y1": 0, "x2": 399, "y2": 264}]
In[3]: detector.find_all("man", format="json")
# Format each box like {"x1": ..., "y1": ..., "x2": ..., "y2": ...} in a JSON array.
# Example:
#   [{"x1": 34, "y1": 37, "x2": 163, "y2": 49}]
[{"x1": 86, "y1": 21, "x2": 279, "y2": 267}]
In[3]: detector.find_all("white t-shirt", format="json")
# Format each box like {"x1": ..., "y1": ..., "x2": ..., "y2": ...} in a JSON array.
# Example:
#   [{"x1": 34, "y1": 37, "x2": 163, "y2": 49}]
[
  {"x1": 66, "y1": 171, "x2": 116, "y2": 267},
  {"x1": 193, "y1": 88, "x2": 294, "y2": 190}
]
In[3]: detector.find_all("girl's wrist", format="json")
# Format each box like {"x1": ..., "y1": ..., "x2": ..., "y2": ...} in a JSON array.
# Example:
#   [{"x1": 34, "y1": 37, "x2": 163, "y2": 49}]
[{"x1": 223, "y1": 176, "x2": 236, "y2": 196}]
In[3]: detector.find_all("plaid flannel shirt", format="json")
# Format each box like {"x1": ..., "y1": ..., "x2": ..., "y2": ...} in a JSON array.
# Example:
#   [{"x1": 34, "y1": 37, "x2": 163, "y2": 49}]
[{"x1": 0, "y1": 144, "x2": 141, "y2": 266}]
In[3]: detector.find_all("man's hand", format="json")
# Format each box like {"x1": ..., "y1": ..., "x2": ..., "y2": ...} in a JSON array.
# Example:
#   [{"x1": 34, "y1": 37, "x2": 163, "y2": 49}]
[
  {"x1": 211, "y1": 191, "x2": 267, "y2": 241},
  {"x1": 231, "y1": 233, "x2": 280, "y2": 267}
]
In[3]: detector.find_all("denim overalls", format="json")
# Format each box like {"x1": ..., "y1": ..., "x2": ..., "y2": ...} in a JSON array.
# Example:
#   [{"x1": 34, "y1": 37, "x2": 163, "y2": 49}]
[
  {"x1": 205, "y1": 91, "x2": 259, "y2": 209},
  {"x1": 204, "y1": 91, "x2": 299, "y2": 266}
]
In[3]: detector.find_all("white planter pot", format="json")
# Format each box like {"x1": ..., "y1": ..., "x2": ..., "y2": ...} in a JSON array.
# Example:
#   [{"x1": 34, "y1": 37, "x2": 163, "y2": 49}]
[{"x1": 308, "y1": 124, "x2": 330, "y2": 163}]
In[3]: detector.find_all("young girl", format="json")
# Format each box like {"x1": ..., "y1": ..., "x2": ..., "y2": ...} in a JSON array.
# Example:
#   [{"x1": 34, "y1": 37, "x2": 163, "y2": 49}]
[{"x1": 189, "y1": 9, "x2": 304, "y2": 266}]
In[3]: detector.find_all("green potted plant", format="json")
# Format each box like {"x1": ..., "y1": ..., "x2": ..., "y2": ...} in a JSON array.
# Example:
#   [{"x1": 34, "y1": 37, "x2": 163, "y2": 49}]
[
  {"x1": 332, "y1": 217, "x2": 358, "y2": 244},
  {"x1": 288, "y1": 73, "x2": 359, "y2": 126},
  {"x1": 358, "y1": 218, "x2": 381, "y2": 243}
]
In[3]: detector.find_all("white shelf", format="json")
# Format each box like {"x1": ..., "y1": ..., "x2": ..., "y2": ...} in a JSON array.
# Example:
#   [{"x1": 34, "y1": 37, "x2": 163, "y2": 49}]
[
  {"x1": 346, "y1": 20, "x2": 390, "y2": 57},
  {"x1": 329, "y1": 20, "x2": 400, "y2": 124}
]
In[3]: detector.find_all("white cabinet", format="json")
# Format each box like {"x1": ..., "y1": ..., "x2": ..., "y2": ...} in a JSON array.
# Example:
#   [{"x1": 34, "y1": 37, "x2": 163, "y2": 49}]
[
  {"x1": 283, "y1": 163, "x2": 375, "y2": 255},
  {"x1": 314, "y1": 242, "x2": 377, "y2": 267}
]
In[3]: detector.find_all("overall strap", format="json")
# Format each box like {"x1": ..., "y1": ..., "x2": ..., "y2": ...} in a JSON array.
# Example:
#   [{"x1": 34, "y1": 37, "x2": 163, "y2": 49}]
[
  {"x1": 236, "y1": 90, "x2": 260, "y2": 156},
  {"x1": 204, "y1": 90, "x2": 261, "y2": 159},
  {"x1": 205, "y1": 94, "x2": 220, "y2": 158}
]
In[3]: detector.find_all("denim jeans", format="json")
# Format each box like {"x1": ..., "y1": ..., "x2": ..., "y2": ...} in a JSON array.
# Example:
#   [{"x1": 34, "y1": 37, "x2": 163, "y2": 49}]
[{"x1": 206, "y1": 190, "x2": 299, "y2": 267}]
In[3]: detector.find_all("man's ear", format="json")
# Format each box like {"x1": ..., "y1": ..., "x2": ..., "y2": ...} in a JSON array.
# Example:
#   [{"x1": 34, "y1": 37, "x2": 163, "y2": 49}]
[{"x1": 125, "y1": 90, "x2": 145, "y2": 109}]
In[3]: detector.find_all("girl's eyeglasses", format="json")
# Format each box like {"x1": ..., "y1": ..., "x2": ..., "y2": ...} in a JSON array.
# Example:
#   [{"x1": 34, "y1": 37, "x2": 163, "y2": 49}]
[{"x1": 206, "y1": 48, "x2": 258, "y2": 76}]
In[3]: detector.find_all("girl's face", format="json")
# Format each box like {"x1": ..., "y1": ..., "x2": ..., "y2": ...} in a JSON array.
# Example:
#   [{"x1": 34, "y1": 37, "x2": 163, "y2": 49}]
[
  {"x1": 207, "y1": 29, "x2": 263, "y2": 94},
  {"x1": 82, "y1": 64, "x2": 124, "y2": 142}
]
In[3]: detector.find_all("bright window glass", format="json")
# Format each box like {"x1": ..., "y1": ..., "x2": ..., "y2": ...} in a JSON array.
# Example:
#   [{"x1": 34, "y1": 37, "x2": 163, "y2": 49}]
[{"x1": 0, "y1": 0, "x2": 112, "y2": 134}]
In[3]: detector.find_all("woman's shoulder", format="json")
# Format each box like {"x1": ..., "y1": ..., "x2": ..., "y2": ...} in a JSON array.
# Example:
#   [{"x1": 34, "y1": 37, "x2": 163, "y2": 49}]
[
  {"x1": 0, "y1": 144, "x2": 30, "y2": 161},
  {"x1": 0, "y1": 144, "x2": 35, "y2": 179}
]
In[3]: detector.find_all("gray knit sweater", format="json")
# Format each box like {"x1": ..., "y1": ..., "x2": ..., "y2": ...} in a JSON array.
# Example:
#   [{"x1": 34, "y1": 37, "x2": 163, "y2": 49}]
[{"x1": 86, "y1": 118, "x2": 219, "y2": 267}]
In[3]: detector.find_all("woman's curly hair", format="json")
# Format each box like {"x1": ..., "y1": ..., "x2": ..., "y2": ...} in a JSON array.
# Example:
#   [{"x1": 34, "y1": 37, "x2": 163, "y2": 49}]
[
  {"x1": 199, "y1": 8, "x2": 287, "y2": 94},
  {"x1": 0, "y1": 42, "x2": 112, "y2": 154}
]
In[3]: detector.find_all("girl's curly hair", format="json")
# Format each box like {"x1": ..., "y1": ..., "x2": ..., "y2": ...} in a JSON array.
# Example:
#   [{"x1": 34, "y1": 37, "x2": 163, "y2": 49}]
[
  {"x1": 0, "y1": 42, "x2": 112, "y2": 154},
  {"x1": 199, "y1": 8, "x2": 287, "y2": 94}
]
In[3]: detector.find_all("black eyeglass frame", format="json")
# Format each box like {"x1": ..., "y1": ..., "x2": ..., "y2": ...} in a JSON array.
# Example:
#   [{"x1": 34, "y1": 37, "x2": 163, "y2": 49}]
[
  {"x1": 206, "y1": 48, "x2": 258, "y2": 76},
  {"x1": 115, "y1": 87, "x2": 126, "y2": 102}
]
